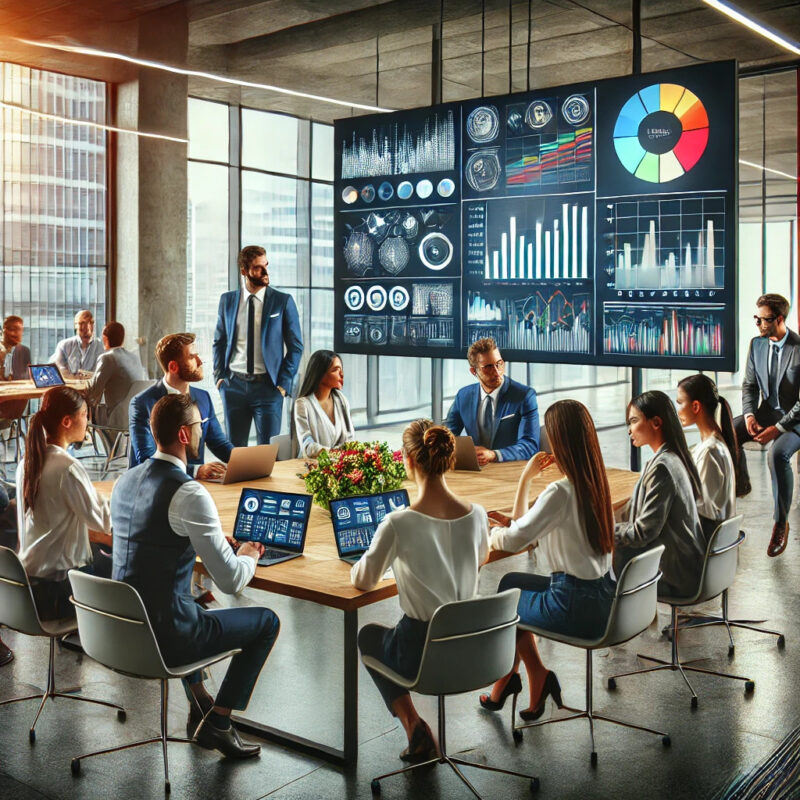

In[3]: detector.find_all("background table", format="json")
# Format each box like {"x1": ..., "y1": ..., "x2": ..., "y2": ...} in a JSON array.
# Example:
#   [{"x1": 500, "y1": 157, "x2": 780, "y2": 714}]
[{"x1": 0, "y1": 378, "x2": 87, "y2": 402}]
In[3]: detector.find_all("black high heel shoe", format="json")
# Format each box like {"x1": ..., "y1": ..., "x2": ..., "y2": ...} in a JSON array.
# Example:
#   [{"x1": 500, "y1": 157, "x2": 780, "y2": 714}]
[
  {"x1": 479, "y1": 672, "x2": 523, "y2": 711},
  {"x1": 519, "y1": 671, "x2": 563, "y2": 721}
]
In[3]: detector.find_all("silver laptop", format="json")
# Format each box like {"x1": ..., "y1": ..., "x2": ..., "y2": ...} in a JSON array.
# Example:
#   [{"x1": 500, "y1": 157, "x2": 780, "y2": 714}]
[
  {"x1": 221, "y1": 443, "x2": 279, "y2": 484},
  {"x1": 453, "y1": 435, "x2": 481, "y2": 471}
]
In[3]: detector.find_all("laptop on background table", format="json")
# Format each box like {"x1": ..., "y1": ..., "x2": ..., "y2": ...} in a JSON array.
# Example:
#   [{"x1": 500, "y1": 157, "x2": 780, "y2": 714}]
[
  {"x1": 221, "y1": 443, "x2": 279, "y2": 484},
  {"x1": 29, "y1": 364, "x2": 65, "y2": 388},
  {"x1": 232, "y1": 487, "x2": 312, "y2": 566},
  {"x1": 330, "y1": 489, "x2": 411, "y2": 564}
]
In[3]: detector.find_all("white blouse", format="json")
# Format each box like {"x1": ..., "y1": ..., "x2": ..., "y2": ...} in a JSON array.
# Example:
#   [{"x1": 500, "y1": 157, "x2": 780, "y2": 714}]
[
  {"x1": 351, "y1": 505, "x2": 490, "y2": 621},
  {"x1": 691, "y1": 435, "x2": 736, "y2": 522},
  {"x1": 16, "y1": 445, "x2": 112, "y2": 579},
  {"x1": 294, "y1": 391, "x2": 355, "y2": 458},
  {"x1": 489, "y1": 477, "x2": 610, "y2": 580}
]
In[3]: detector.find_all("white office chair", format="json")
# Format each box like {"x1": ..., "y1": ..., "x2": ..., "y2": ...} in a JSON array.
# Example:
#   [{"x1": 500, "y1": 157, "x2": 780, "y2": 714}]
[
  {"x1": 363, "y1": 589, "x2": 540, "y2": 798},
  {"x1": 512, "y1": 545, "x2": 669, "y2": 765},
  {"x1": 68, "y1": 570, "x2": 241, "y2": 794},
  {"x1": 607, "y1": 516, "x2": 755, "y2": 707},
  {"x1": 270, "y1": 433, "x2": 295, "y2": 461},
  {"x1": 0, "y1": 547, "x2": 125, "y2": 743}
]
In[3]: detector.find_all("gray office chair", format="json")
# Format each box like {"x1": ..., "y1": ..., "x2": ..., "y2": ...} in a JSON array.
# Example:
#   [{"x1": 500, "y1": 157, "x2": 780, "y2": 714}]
[
  {"x1": 0, "y1": 547, "x2": 125, "y2": 743},
  {"x1": 538, "y1": 423, "x2": 550, "y2": 454},
  {"x1": 68, "y1": 570, "x2": 241, "y2": 794},
  {"x1": 270, "y1": 433, "x2": 295, "y2": 461},
  {"x1": 363, "y1": 589, "x2": 540, "y2": 798},
  {"x1": 608, "y1": 516, "x2": 755, "y2": 707},
  {"x1": 513, "y1": 545, "x2": 668, "y2": 765}
]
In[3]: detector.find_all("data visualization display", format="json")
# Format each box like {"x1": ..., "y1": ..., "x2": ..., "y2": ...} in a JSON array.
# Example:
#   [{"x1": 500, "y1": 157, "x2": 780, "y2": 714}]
[{"x1": 334, "y1": 61, "x2": 736, "y2": 370}]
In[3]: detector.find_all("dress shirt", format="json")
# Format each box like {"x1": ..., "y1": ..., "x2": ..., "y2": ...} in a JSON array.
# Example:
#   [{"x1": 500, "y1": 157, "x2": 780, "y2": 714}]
[
  {"x1": 0, "y1": 343, "x2": 17, "y2": 379},
  {"x1": 294, "y1": 392, "x2": 355, "y2": 458},
  {"x1": 230, "y1": 282, "x2": 266, "y2": 375},
  {"x1": 691, "y1": 435, "x2": 736, "y2": 522},
  {"x1": 490, "y1": 478, "x2": 611, "y2": 579},
  {"x1": 478, "y1": 384, "x2": 503, "y2": 462},
  {"x1": 147, "y1": 451, "x2": 255, "y2": 594},
  {"x1": 16, "y1": 445, "x2": 111, "y2": 579},
  {"x1": 351, "y1": 505, "x2": 489, "y2": 621},
  {"x1": 52, "y1": 335, "x2": 104, "y2": 375}
]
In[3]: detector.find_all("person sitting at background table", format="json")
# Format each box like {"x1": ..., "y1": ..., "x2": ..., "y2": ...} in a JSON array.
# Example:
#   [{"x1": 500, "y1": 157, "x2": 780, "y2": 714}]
[
  {"x1": 0, "y1": 315, "x2": 31, "y2": 430},
  {"x1": 294, "y1": 349, "x2": 354, "y2": 458},
  {"x1": 676, "y1": 374, "x2": 741, "y2": 539},
  {"x1": 16, "y1": 386, "x2": 112, "y2": 621},
  {"x1": 51, "y1": 309, "x2": 104, "y2": 376},
  {"x1": 615, "y1": 390, "x2": 705, "y2": 598},
  {"x1": 352, "y1": 420, "x2": 489, "y2": 762},
  {"x1": 480, "y1": 400, "x2": 615, "y2": 720}
]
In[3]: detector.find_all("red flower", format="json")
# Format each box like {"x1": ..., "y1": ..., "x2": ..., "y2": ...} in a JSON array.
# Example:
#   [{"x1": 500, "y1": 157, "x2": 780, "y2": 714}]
[
  {"x1": 347, "y1": 469, "x2": 364, "y2": 484},
  {"x1": 392, "y1": 450, "x2": 403, "y2": 462}
]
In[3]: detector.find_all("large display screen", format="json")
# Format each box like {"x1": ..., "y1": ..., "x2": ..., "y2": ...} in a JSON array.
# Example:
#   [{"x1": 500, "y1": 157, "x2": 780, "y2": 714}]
[{"x1": 334, "y1": 61, "x2": 737, "y2": 370}]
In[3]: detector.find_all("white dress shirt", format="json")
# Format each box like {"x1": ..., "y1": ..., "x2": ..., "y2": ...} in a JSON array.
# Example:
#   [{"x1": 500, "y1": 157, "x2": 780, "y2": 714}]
[
  {"x1": 691, "y1": 435, "x2": 736, "y2": 522},
  {"x1": 143, "y1": 451, "x2": 255, "y2": 594},
  {"x1": 17, "y1": 445, "x2": 111, "y2": 579},
  {"x1": 294, "y1": 392, "x2": 355, "y2": 458},
  {"x1": 229, "y1": 282, "x2": 266, "y2": 375},
  {"x1": 351, "y1": 505, "x2": 489, "y2": 621},
  {"x1": 52, "y1": 335, "x2": 104, "y2": 375},
  {"x1": 490, "y1": 478, "x2": 611, "y2": 580}
]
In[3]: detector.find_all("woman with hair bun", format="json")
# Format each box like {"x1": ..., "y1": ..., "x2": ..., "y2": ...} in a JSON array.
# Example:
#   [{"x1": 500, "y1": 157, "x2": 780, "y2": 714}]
[
  {"x1": 352, "y1": 419, "x2": 489, "y2": 763},
  {"x1": 16, "y1": 385, "x2": 112, "y2": 621}
]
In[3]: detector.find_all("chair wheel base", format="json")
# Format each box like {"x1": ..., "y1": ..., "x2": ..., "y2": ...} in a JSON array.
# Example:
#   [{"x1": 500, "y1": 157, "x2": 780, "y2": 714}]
[
  {"x1": 662, "y1": 735, "x2": 671, "y2": 747},
  {"x1": 691, "y1": 696, "x2": 698, "y2": 709},
  {"x1": 530, "y1": 777, "x2": 540, "y2": 793},
  {"x1": 590, "y1": 751, "x2": 598, "y2": 767},
  {"x1": 777, "y1": 635, "x2": 785, "y2": 648},
  {"x1": 71, "y1": 759, "x2": 80, "y2": 776},
  {"x1": 29, "y1": 729, "x2": 36, "y2": 744},
  {"x1": 117, "y1": 709, "x2": 127, "y2": 722},
  {"x1": 607, "y1": 677, "x2": 616, "y2": 690},
  {"x1": 513, "y1": 728, "x2": 524, "y2": 744},
  {"x1": 745, "y1": 680, "x2": 755, "y2": 693},
  {"x1": 371, "y1": 778, "x2": 381, "y2": 795}
]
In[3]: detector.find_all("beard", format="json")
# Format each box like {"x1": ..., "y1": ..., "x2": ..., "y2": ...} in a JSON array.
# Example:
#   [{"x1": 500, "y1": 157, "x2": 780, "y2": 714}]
[{"x1": 178, "y1": 363, "x2": 203, "y2": 382}]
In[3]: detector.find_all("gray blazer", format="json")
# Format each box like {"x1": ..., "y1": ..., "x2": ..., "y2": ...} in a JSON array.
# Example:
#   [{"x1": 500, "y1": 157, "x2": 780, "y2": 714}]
[
  {"x1": 85, "y1": 347, "x2": 146, "y2": 428},
  {"x1": 742, "y1": 329, "x2": 800, "y2": 431},
  {"x1": 614, "y1": 448, "x2": 705, "y2": 598},
  {"x1": 1, "y1": 343, "x2": 31, "y2": 380}
]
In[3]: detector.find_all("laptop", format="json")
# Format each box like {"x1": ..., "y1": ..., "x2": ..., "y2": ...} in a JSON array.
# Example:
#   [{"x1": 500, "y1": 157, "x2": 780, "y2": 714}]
[
  {"x1": 330, "y1": 489, "x2": 411, "y2": 564},
  {"x1": 232, "y1": 487, "x2": 312, "y2": 566},
  {"x1": 29, "y1": 364, "x2": 65, "y2": 388},
  {"x1": 453, "y1": 435, "x2": 481, "y2": 471},
  {"x1": 221, "y1": 443, "x2": 279, "y2": 484}
]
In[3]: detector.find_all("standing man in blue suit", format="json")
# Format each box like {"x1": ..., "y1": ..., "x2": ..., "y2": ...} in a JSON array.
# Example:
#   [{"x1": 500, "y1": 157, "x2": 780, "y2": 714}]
[
  {"x1": 129, "y1": 332, "x2": 232, "y2": 480},
  {"x1": 213, "y1": 245, "x2": 304, "y2": 447},
  {"x1": 445, "y1": 337, "x2": 539, "y2": 465}
]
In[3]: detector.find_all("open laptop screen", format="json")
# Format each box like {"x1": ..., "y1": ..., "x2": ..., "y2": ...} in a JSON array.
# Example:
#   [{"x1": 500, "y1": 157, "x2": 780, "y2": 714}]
[
  {"x1": 29, "y1": 364, "x2": 65, "y2": 388},
  {"x1": 232, "y1": 488, "x2": 311, "y2": 552},
  {"x1": 330, "y1": 489, "x2": 410, "y2": 558}
]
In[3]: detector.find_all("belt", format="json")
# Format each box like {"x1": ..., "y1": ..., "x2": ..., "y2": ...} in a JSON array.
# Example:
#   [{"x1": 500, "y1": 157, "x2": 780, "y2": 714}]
[{"x1": 230, "y1": 371, "x2": 270, "y2": 383}]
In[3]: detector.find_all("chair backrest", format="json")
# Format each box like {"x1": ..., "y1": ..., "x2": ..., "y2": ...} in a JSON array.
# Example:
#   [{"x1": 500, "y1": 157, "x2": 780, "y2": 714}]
[
  {"x1": 107, "y1": 379, "x2": 155, "y2": 430},
  {"x1": 270, "y1": 433, "x2": 295, "y2": 461},
  {"x1": 0, "y1": 546, "x2": 46, "y2": 635},
  {"x1": 539, "y1": 423, "x2": 551, "y2": 453},
  {"x1": 413, "y1": 589, "x2": 520, "y2": 696},
  {"x1": 696, "y1": 516, "x2": 744, "y2": 603},
  {"x1": 601, "y1": 545, "x2": 665, "y2": 647},
  {"x1": 68, "y1": 570, "x2": 171, "y2": 680}
]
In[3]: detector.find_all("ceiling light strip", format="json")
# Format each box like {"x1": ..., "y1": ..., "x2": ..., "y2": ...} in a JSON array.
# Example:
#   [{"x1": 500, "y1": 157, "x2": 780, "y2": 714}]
[
  {"x1": 17, "y1": 38, "x2": 394, "y2": 114},
  {"x1": 739, "y1": 159, "x2": 797, "y2": 181},
  {"x1": 0, "y1": 99, "x2": 188, "y2": 143},
  {"x1": 702, "y1": 1, "x2": 800, "y2": 56}
]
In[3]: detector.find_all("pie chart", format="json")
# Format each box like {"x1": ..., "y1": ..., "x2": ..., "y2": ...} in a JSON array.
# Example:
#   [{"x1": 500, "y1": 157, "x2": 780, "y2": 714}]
[{"x1": 613, "y1": 83, "x2": 709, "y2": 183}]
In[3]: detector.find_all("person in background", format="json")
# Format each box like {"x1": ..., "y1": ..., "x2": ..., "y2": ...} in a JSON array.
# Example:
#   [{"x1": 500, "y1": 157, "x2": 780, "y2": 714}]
[
  {"x1": 52, "y1": 310, "x2": 104, "y2": 376},
  {"x1": 481, "y1": 400, "x2": 615, "y2": 721},
  {"x1": 0, "y1": 315, "x2": 32, "y2": 428},
  {"x1": 0, "y1": 477, "x2": 16, "y2": 665},
  {"x1": 294, "y1": 350, "x2": 355, "y2": 458},
  {"x1": 445, "y1": 337, "x2": 539, "y2": 465},
  {"x1": 616, "y1": 390, "x2": 705, "y2": 598},
  {"x1": 352, "y1": 420, "x2": 489, "y2": 762}
]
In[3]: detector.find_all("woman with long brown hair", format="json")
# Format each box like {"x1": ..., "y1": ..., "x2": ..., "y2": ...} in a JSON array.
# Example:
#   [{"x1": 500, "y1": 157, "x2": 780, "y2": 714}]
[
  {"x1": 480, "y1": 399, "x2": 615, "y2": 721},
  {"x1": 16, "y1": 385, "x2": 112, "y2": 620}
]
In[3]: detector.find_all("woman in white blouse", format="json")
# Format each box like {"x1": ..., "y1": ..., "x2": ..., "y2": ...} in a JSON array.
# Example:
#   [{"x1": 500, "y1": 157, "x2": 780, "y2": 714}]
[
  {"x1": 294, "y1": 350, "x2": 355, "y2": 458},
  {"x1": 352, "y1": 420, "x2": 489, "y2": 763},
  {"x1": 17, "y1": 386, "x2": 112, "y2": 621},
  {"x1": 676, "y1": 373, "x2": 742, "y2": 535},
  {"x1": 480, "y1": 400, "x2": 615, "y2": 721}
]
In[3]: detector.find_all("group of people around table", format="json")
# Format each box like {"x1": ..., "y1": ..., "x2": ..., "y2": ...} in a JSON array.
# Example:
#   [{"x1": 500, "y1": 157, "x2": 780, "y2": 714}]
[{"x1": 0, "y1": 270, "x2": 797, "y2": 764}]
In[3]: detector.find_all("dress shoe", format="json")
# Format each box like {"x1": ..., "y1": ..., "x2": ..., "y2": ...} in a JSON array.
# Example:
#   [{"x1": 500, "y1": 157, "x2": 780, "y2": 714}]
[
  {"x1": 194, "y1": 717, "x2": 261, "y2": 759},
  {"x1": 186, "y1": 698, "x2": 214, "y2": 742},
  {"x1": 767, "y1": 522, "x2": 789, "y2": 558},
  {"x1": 400, "y1": 720, "x2": 437, "y2": 763},
  {"x1": 519, "y1": 671, "x2": 563, "y2": 722},
  {"x1": 0, "y1": 638, "x2": 13, "y2": 667},
  {"x1": 479, "y1": 672, "x2": 522, "y2": 711}
]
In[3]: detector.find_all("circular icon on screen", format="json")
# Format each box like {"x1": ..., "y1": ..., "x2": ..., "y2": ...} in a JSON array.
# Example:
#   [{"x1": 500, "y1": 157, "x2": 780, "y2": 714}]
[
  {"x1": 378, "y1": 181, "x2": 394, "y2": 201},
  {"x1": 361, "y1": 184, "x2": 376, "y2": 203},
  {"x1": 366, "y1": 285, "x2": 388, "y2": 311},
  {"x1": 561, "y1": 94, "x2": 590, "y2": 125},
  {"x1": 418, "y1": 232, "x2": 453, "y2": 270},
  {"x1": 525, "y1": 100, "x2": 552, "y2": 130},
  {"x1": 341, "y1": 185, "x2": 358, "y2": 204},
  {"x1": 416, "y1": 179, "x2": 433, "y2": 199},
  {"x1": 344, "y1": 285, "x2": 365, "y2": 311},
  {"x1": 397, "y1": 181, "x2": 413, "y2": 200},
  {"x1": 389, "y1": 286, "x2": 410, "y2": 311},
  {"x1": 465, "y1": 150, "x2": 501, "y2": 192},
  {"x1": 466, "y1": 105, "x2": 500, "y2": 143},
  {"x1": 243, "y1": 496, "x2": 259, "y2": 513}
]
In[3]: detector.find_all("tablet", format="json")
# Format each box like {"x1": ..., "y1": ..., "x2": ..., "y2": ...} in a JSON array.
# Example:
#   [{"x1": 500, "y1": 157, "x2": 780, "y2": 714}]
[{"x1": 29, "y1": 364, "x2": 65, "y2": 388}]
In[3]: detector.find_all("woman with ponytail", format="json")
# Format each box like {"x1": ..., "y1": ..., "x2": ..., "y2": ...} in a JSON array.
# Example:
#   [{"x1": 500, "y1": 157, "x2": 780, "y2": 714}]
[
  {"x1": 16, "y1": 385, "x2": 112, "y2": 620},
  {"x1": 352, "y1": 420, "x2": 489, "y2": 763}
]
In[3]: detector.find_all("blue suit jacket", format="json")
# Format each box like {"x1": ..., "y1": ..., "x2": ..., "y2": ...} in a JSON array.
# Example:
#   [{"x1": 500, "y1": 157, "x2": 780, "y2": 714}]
[
  {"x1": 445, "y1": 376, "x2": 540, "y2": 462},
  {"x1": 128, "y1": 379, "x2": 233, "y2": 476},
  {"x1": 212, "y1": 286, "x2": 303, "y2": 392}
]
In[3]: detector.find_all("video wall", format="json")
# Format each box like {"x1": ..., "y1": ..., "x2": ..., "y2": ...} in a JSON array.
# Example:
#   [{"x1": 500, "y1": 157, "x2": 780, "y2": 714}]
[{"x1": 333, "y1": 61, "x2": 737, "y2": 370}]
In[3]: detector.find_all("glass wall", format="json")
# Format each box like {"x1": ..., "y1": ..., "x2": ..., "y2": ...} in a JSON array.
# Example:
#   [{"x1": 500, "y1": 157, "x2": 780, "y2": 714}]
[{"x1": 0, "y1": 63, "x2": 108, "y2": 361}]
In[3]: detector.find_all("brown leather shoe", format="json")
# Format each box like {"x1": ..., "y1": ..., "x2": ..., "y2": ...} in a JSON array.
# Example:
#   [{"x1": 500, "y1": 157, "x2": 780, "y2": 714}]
[{"x1": 767, "y1": 522, "x2": 789, "y2": 557}]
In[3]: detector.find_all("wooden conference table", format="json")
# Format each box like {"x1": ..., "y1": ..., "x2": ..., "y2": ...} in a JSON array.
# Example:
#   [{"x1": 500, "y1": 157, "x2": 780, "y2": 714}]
[
  {"x1": 98, "y1": 458, "x2": 639, "y2": 766},
  {"x1": 0, "y1": 378, "x2": 88, "y2": 402}
]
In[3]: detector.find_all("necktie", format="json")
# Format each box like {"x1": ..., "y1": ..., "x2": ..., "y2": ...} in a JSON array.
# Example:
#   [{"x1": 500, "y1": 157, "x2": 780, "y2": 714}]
[
  {"x1": 482, "y1": 395, "x2": 494, "y2": 448},
  {"x1": 768, "y1": 343, "x2": 780, "y2": 408},
  {"x1": 246, "y1": 294, "x2": 255, "y2": 375}
]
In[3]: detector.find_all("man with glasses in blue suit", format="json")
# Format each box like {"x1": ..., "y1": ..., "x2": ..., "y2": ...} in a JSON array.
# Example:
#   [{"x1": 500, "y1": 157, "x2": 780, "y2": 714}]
[
  {"x1": 213, "y1": 245, "x2": 304, "y2": 447},
  {"x1": 445, "y1": 337, "x2": 540, "y2": 466}
]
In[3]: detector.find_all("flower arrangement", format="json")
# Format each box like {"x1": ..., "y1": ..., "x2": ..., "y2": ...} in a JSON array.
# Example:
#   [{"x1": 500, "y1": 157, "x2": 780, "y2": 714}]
[{"x1": 299, "y1": 441, "x2": 406, "y2": 510}]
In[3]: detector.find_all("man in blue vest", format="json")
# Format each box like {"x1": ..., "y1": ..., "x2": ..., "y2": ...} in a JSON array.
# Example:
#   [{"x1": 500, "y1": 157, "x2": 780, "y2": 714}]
[{"x1": 112, "y1": 393, "x2": 280, "y2": 758}]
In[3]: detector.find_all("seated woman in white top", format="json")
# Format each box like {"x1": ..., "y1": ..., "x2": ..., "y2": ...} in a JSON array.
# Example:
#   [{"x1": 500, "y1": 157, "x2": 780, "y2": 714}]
[
  {"x1": 676, "y1": 374, "x2": 742, "y2": 537},
  {"x1": 481, "y1": 400, "x2": 615, "y2": 721},
  {"x1": 16, "y1": 386, "x2": 112, "y2": 621},
  {"x1": 294, "y1": 350, "x2": 355, "y2": 458},
  {"x1": 352, "y1": 420, "x2": 489, "y2": 762}
]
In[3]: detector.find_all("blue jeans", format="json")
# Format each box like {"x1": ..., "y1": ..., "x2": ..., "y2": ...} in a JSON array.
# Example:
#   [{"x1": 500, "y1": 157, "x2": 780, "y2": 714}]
[{"x1": 219, "y1": 375, "x2": 283, "y2": 447}]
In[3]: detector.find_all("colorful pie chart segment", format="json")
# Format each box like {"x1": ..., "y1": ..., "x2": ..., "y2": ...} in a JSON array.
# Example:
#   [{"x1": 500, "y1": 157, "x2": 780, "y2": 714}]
[{"x1": 613, "y1": 83, "x2": 709, "y2": 183}]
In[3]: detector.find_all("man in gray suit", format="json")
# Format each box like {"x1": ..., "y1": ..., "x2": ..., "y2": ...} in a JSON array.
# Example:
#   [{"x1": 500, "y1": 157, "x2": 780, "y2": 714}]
[
  {"x1": 734, "y1": 293, "x2": 800, "y2": 557},
  {"x1": 0, "y1": 315, "x2": 32, "y2": 427}
]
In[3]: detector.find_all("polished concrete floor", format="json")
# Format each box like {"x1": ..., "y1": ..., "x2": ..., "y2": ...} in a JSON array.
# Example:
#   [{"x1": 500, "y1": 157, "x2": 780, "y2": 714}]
[{"x1": 1, "y1": 416, "x2": 797, "y2": 799}]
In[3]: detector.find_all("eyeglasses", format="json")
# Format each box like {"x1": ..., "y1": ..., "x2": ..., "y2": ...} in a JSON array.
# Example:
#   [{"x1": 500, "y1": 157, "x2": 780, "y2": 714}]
[
  {"x1": 754, "y1": 315, "x2": 777, "y2": 325},
  {"x1": 476, "y1": 359, "x2": 505, "y2": 373},
  {"x1": 187, "y1": 417, "x2": 209, "y2": 428}
]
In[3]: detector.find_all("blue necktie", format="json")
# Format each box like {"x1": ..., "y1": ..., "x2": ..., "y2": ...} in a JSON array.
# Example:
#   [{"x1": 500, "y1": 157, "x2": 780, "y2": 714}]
[{"x1": 482, "y1": 396, "x2": 494, "y2": 448}]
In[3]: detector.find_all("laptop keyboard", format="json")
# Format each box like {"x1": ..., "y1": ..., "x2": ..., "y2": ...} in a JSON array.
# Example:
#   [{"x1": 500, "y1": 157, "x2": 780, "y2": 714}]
[{"x1": 259, "y1": 548, "x2": 291, "y2": 563}]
